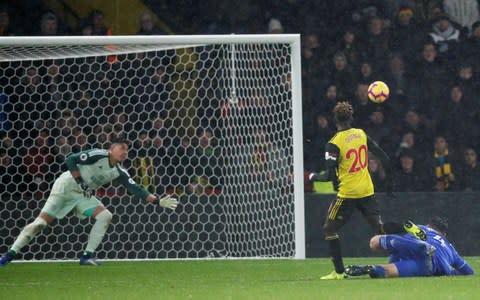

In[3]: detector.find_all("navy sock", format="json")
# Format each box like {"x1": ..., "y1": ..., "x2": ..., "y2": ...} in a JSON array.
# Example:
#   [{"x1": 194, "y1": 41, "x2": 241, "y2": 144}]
[
  {"x1": 328, "y1": 238, "x2": 345, "y2": 274},
  {"x1": 369, "y1": 265, "x2": 386, "y2": 278}
]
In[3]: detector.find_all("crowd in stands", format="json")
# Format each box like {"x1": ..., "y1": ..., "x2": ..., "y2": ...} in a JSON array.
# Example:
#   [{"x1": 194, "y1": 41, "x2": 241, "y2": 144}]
[{"x1": 1, "y1": 1, "x2": 480, "y2": 195}]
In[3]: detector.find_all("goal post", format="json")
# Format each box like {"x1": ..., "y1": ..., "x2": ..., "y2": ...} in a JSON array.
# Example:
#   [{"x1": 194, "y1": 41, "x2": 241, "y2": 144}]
[{"x1": 0, "y1": 35, "x2": 305, "y2": 259}]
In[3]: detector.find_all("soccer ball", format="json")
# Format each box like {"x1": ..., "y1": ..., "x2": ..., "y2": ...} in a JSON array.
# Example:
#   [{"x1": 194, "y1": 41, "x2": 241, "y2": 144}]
[{"x1": 367, "y1": 81, "x2": 390, "y2": 103}]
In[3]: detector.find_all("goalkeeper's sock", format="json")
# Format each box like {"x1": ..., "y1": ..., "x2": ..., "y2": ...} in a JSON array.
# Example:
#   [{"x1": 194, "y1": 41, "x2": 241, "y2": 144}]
[
  {"x1": 10, "y1": 217, "x2": 47, "y2": 253},
  {"x1": 85, "y1": 210, "x2": 112, "y2": 254},
  {"x1": 327, "y1": 236, "x2": 345, "y2": 274},
  {"x1": 82, "y1": 251, "x2": 93, "y2": 258}
]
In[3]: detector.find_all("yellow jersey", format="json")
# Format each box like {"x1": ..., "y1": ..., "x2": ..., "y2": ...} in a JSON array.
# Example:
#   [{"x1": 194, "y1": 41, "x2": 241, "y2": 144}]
[{"x1": 325, "y1": 128, "x2": 374, "y2": 198}]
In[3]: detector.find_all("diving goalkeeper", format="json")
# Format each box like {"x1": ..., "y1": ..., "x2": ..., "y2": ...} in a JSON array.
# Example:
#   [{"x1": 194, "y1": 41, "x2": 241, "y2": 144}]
[{"x1": 0, "y1": 138, "x2": 179, "y2": 266}]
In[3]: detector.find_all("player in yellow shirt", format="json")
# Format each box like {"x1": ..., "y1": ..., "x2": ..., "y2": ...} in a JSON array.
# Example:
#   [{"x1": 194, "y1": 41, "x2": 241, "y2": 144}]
[{"x1": 309, "y1": 102, "x2": 396, "y2": 280}]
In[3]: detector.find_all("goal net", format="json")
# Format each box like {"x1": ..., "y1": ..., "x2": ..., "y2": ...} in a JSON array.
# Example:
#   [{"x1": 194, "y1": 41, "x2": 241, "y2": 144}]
[{"x1": 0, "y1": 35, "x2": 304, "y2": 260}]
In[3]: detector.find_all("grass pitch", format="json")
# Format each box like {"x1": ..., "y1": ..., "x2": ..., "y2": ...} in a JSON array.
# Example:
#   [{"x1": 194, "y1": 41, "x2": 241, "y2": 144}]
[{"x1": 0, "y1": 257, "x2": 478, "y2": 300}]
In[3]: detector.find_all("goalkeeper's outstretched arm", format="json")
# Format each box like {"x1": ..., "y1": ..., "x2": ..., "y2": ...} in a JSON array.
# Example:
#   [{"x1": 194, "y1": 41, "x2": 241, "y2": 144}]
[{"x1": 116, "y1": 165, "x2": 178, "y2": 210}]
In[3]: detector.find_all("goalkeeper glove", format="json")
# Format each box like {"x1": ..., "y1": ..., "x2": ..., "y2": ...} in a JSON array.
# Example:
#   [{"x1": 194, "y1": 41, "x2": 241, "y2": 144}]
[{"x1": 159, "y1": 196, "x2": 179, "y2": 210}]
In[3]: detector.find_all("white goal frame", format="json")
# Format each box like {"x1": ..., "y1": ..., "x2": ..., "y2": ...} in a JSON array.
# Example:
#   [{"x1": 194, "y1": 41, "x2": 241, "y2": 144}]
[{"x1": 0, "y1": 34, "x2": 305, "y2": 259}]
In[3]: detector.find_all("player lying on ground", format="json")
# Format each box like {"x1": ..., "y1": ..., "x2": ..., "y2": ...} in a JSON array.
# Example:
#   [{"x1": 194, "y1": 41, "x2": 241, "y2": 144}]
[
  {"x1": 346, "y1": 217, "x2": 474, "y2": 278},
  {"x1": 0, "y1": 138, "x2": 179, "y2": 266},
  {"x1": 308, "y1": 102, "x2": 425, "y2": 280}
]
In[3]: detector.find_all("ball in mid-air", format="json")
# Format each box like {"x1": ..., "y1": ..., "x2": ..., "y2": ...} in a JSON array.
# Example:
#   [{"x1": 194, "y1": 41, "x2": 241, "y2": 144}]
[{"x1": 367, "y1": 81, "x2": 389, "y2": 103}]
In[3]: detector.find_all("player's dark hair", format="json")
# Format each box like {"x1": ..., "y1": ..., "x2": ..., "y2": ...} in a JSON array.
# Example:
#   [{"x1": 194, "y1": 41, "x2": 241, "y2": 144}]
[
  {"x1": 333, "y1": 101, "x2": 354, "y2": 126},
  {"x1": 429, "y1": 216, "x2": 448, "y2": 234},
  {"x1": 110, "y1": 137, "x2": 130, "y2": 147}
]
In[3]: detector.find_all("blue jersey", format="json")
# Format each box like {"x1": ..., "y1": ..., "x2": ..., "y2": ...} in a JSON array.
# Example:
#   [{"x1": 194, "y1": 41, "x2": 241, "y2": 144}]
[{"x1": 419, "y1": 225, "x2": 467, "y2": 275}]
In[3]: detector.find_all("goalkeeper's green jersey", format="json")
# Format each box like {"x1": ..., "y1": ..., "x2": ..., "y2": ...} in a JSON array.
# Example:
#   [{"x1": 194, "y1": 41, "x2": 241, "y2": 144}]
[{"x1": 63, "y1": 148, "x2": 150, "y2": 200}]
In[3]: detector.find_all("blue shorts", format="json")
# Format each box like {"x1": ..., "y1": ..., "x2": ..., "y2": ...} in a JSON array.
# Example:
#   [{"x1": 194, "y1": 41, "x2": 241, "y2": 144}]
[
  {"x1": 394, "y1": 259, "x2": 433, "y2": 277},
  {"x1": 380, "y1": 234, "x2": 433, "y2": 277}
]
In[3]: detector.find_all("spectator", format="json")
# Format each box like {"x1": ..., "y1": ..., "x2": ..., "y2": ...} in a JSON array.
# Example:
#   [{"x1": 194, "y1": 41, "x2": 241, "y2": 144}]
[
  {"x1": 351, "y1": 82, "x2": 375, "y2": 128},
  {"x1": 304, "y1": 114, "x2": 334, "y2": 171},
  {"x1": 458, "y1": 147, "x2": 480, "y2": 191},
  {"x1": 302, "y1": 33, "x2": 324, "y2": 107},
  {"x1": 362, "y1": 16, "x2": 390, "y2": 63},
  {"x1": 410, "y1": 42, "x2": 450, "y2": 115},
  {"x1": 459, "y1": 21, "x2": 480, "y2": 71},
  {"x1": 325, "y1": 52, "x2": 354, "y2": 99},
  {"x1": 454, "y1": 62, "x2": 478, "y2": 100},
  {"x1": 401, "y1": 110, "x2": 432, "y2": 152},
  {"x1": 411, "y1": 0, "x2": 443, "y2": 24},
  {"x1": 79, "y1": 22, "x2": 93, "y2": 35},
  {"x1": 394, "y1": 149, "x2": 427, "y2": 191},
  {"x1": 137, "y1": 12, "x2": 164, "y2": 35},
  {"x1": 0, "y1": 92, "x2": 9, "y2": 130},
  {"x1": 428, "y1": 14, "x2": 462, "y2": 60},
  {"x1": 365, "y1": 110, "x2": 390, "y2": 149},
  {"x1": 132, "y1": 131, "x2": 157, "y2": 194},
  {"x1": 437, "y1": 85, "x2": 472, "y2": 145},
  {"x1": 189, "y1": 128, "x2": 221, "y2": 195},
  {"x1": 54, "y1": 136, "x2": 72, "y2": 158},
  {"x1": 23, "y1": 131, "x2": 54, "y2": 198},
  {"x1": 0, "y1": 7, "x2": 14, "y2": 36},
  {"x1": 39, "y1": 12, "x2": 59, "y2": 36},
  {"x1": 383, "y1": 53, "x2": 408, "y2": 98},
  {"x1": 267, "y1": 18, "x2": 283, "y2": 34},
  {"x1": 316, "y1": 84, "x2": 338, "y2": 116},
  {"x1": 395, "y1": 131, "x2": 424, "y2": 162},
  {"x1": 443, "y1": 0, "x2": 479, "y2": 33},
  {"x1": 89, "y1": 10, "x2": 111, "y2": 35},
  {"x1": 431, "y1": 136, "x2": 456, "y2": 191},
  {"x1": 333, "y1": 28, "x2": 362, "y2": 65},
  {"x1": 383, "y1": 0, "x2": 416, "y2": 20},
  {"x1": 368, "y1": 156, "x2": 387, "y2": 192},
  {"x1": 0, "y1": 149, "x2": 18, "y2": 195},
  {"x1": 357, "y1": 61, "x2": 376, "y2": 84},
  {"x1": 390, "y1": 6, "x2": 420, "y2": 58}
]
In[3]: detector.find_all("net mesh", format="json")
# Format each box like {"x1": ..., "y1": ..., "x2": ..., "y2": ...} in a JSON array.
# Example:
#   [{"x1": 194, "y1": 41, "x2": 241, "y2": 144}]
[{"x1": 0, "y1": 42, "x2": 295, "y2": 259}]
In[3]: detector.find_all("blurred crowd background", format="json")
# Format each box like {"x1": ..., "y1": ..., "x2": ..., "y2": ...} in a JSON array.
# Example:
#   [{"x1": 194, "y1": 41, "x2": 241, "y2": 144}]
[{"x1": 1, "y1": 0, "x2": 480, "y2": 195}]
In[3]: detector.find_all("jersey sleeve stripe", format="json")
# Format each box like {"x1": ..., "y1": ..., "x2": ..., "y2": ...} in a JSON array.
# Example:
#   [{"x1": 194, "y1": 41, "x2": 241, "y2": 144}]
[
  {"x1": 117, "y1": 165, "x2": 132, "y2": 178},
  {"x1": 88, "y1": 149, "x2": 109, "y2": 157}
]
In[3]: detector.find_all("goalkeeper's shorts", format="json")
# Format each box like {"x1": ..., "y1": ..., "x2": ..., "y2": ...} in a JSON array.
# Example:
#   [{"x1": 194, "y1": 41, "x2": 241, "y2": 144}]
[{"x1": 41, "y1": 173, "x2": 103, "y2": 220}]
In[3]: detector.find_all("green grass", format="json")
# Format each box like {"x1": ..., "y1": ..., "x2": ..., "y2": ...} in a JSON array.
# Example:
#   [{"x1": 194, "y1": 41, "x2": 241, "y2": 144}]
[{"x1": 0, "y1": 257, "x2": 478, "y2": 300}]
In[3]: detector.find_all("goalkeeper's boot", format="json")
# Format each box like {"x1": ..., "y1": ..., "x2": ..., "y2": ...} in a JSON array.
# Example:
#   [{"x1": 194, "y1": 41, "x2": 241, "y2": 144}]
[
  {"x1": 320, "y1": 270, "x2": 347, "y2": 280},
  {"x1": 404, "y1": 220, "x2": 427, "y2": 241},
  {"x1": 0, "y1": 252, "x2": 14, "y2": 267},
  {"x1": 79, "y1": 254, "x2": 101, "y2": 266},
  {"x1": 345, "y1": 265, "x2": 375, "y2": 277}
]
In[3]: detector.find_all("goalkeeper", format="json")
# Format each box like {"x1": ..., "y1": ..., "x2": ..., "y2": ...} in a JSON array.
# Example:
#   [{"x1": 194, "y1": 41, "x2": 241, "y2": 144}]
[{"x1": 0, "y1": 138, "x2": 178, "y2": 266}]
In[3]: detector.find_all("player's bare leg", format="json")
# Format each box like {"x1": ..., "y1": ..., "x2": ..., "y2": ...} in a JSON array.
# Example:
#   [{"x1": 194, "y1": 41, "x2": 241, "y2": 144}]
[
  {"x1": 79, "y1": 206, "x2": 113, "y2": 266},
  {"x1": 0, "y1": 213, "x2": 55, "y2": 267}
]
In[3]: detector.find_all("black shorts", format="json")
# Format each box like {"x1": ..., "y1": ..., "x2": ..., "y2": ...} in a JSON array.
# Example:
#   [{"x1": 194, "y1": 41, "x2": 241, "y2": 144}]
[{"x1": 326, "y1": 195, "x2": 380, "y2": 222}]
